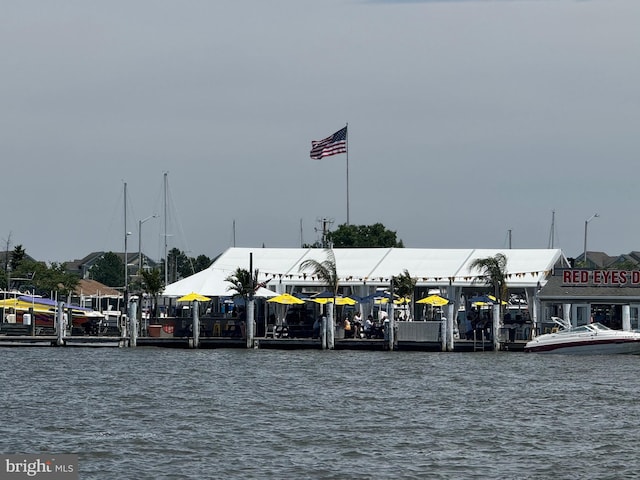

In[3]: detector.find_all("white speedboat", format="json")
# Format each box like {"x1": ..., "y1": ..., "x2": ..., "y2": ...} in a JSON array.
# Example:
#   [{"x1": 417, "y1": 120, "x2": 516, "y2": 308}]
[{"x1": 525, "y1": 317, "x2": 640, "y2": 354}]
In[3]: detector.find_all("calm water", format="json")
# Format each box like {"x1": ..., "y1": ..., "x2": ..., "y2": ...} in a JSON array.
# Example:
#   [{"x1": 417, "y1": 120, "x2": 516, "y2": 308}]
[{"x1": 1, "y1": 347, "x2": 639, "y2": 479}]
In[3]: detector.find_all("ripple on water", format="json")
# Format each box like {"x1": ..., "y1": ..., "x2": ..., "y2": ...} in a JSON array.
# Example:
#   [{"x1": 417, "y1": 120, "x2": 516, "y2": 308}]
[{"x1": 2, "y1": 349, "x2": 640, "y2": 478}]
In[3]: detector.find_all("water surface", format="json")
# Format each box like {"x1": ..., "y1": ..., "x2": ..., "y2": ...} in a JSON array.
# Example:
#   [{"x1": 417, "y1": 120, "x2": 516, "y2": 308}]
[{"x1": 1, "y1": 348, "x2": 638, "y2": 479}]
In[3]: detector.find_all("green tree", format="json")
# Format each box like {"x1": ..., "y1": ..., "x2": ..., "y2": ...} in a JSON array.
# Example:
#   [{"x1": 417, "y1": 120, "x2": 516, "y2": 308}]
[
  {"x1": 11, "y1": 259, "x2": 78, "y2": 297},
  {"x1": 40, "y1": 262, "x2": 79, "y2": 295},
  {"x1": 167, "y1": 248, "x2": 193, "y2": 282},
  {"x1": 141, "y1": 268, "x2": 163, "y2": 323},
  {"x1": 605, "y1": 259, "x2": 638, "y2": 270},
  {"x1": 90, "y1": 252, "x2": 124, "y2": 287},
  {"x1": 10, "y1": 244, "x2": 26, "y2": 270},
  {"x1": 192, "y1": 255, "x2": 212, "y2": 273},
  {"x1": 328, "y1": 223, "x2": 404, "y2": 248},
  {"x1": 10, "y1": 258, "x2": 43, "y2": 293},
  {"x1": 470, "y1": 253, "x2": 508, "y2": 309}
]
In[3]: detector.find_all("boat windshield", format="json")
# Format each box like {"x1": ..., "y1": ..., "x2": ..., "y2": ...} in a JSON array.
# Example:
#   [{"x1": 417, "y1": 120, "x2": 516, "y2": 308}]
[
  {"x1": 589, "y1": 322, "x2": 612, "y2": 331},
  {"x1": 564, "y1": 325, "x2": 591, "y2": 334}
]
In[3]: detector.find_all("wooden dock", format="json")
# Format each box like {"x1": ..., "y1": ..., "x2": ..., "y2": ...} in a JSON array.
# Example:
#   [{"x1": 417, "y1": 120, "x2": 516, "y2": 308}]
[
  {"x1": 0, "y1": 335, "x2": 126, "y2": 347},
  {"x1": 0, "y1": 335, "x2": 57, "y2": 347},
  {"x1": 64, "y1": 336, "x2": 127, "y2": 348},
  {"x1": 256, "y1": 338, "x2": 322, "y2": 350},
  {"x1": 0, "y1": 332, "x2": 528, "y2": 351}
]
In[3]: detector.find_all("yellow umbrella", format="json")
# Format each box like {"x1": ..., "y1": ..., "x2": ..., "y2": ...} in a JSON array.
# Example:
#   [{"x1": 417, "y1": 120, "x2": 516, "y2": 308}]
[
  {"x1": 266, "y1": 293, "x2": 305, "y2": 305},
  {"x1": 488, "y1": 295, "x2": 508, "y2": 305},
  {"x1": 377, "y1": 296, "x2": 411, "y2": 305},
  {"x1": 310, "y1": 296, "x2": 357, "y2": 306},
  {"x1": 416, "y1": 294, "x2": 450, "y2": 306},
  {"x1": 177, "y1": 292, "x2": 211, "y2": 302}
]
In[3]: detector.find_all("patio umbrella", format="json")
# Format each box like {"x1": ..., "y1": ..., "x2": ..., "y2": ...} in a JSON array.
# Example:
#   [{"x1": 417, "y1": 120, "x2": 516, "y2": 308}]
[
  {"x1": 416, "y1": 294, "x2": 450, "y2": 306},
  {"x1": 469, "y1": 295, "x2": 494, "y2": 305},
  {"x1": 266, "y1": 293, "x2": 305, "y2": 305},
  {"x1": 360, "y1": 291, "x2": 391, "y2": 302},
  {"x1": 309, "y1": 296, "x2": 357, "y2": 306},
  {"x1": 488, "y1": 295, "x2": 508, "y2": 305},
  {"x1": 312, "y1": 290, "x2": 337, "y2": 299},
  {"x1": 177, "y1": 292, "x2": 211, "y2": 302},
  {"x1": 376, "y1": 295, "x2": 408, "y2": 305}
]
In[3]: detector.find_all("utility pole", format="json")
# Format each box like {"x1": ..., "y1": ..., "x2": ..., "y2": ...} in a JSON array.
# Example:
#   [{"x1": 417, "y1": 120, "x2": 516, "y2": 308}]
[{"x1": 315, "y1": 217, "x2": 334, "y2": 248}]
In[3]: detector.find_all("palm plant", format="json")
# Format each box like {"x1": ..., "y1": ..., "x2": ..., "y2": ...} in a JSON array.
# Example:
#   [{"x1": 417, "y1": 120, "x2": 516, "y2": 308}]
[
  {"x1": 141, "y1": 268, "x2": 163, "y2": 324},
  {"x1": 225, "y1": 267, "x2": 259, "y2": 305},
  {"x1": 392, "y1": 269, "x2": 416, "y2": 320},
  {"x1": 299, "y1": 249, "x2": 339, "y2": 298},
  {"x1": 469, "y1": 253, "x2": 508, "y2": 311},
  {"x1": 299, "y1": 249, "x2": 338, "y2": 347}
]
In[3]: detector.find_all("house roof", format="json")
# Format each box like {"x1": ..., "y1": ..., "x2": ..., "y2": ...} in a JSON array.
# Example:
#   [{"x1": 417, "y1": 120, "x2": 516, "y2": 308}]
[
  {"x1": 583, "y1": 251, "x2": 616, "y2": 268},
  {"x1": 163, "y1": 247, "x2": 568, "y2": 297},
  {"x1": 75, "y1": 279, "x2": 121, "y2": 297}
]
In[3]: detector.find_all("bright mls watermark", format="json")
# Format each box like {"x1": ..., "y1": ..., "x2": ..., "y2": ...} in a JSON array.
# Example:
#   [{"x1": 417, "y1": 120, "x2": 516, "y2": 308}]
[{"x1": 0, "y1": 455, "x2": 77, "y2": 480}]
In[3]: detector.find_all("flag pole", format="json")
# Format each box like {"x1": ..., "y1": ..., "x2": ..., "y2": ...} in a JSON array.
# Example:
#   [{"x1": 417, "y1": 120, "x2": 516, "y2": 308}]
[{"x1": 346, "y1": 122, "x2": 349, "y2": 225}]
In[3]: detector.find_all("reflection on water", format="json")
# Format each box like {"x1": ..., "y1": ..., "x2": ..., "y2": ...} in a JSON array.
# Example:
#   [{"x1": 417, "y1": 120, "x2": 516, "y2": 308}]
[{"x1": 1, "y1": 348, "x2": 640, "y2": 479}]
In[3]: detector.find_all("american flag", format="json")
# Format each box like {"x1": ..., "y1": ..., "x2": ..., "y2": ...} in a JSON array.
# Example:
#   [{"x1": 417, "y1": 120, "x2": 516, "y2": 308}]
[{"x1": 310, "y1": 126, "x2": 347, "y2": 160}]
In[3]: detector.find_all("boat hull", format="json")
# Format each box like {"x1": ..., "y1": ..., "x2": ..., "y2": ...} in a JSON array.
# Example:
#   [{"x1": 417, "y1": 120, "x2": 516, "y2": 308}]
[{"x1": 525, "y1": 337, "x2": 640, "y2": 354}]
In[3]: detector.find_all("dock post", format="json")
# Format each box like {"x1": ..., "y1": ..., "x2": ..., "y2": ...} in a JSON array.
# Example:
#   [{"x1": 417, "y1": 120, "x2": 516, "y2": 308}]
[
  {"x1": 446, "y1": 303, "x2": 455, "y2": 351},
  {"x1": 327, "y1": 301, "x2": 335, "y2": 350},
  {"x1": 129, "y1": 300, "x2": 138, "y2": 347},
  {"x1": 321, "y1": 315, "x2": 327, "y2": 350},
  {"x1": 441, "y1": 317, "x2": 447, "y2": 352},
  {"x1": 493, "y1": 303, "x2": 501, "y2": 351},
  {"x1": 246, "y1": 299, "x2": 255, "y2": 349},
  {"x1": 56, "y1": 301, "x2": 65, "y2": 346},
  {"x1": 29, "y1": 307, "x2": 35, "y2": 336},
  {"x1": 192, "y1": 300, "x2": 200, "y2": 349},
  {"x1": 387, "y1": 305, "x2": 394, "y2": 351}
]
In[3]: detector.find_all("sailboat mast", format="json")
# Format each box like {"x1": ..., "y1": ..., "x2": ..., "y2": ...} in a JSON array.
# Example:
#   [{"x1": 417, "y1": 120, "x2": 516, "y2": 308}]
[
  {"x1": 548, "y1": 210, "x2": 556, "y2": 249},
  {"x1": 163, "y1": 172, "x2": 168, "y2": 286},
  {"x1": 124, "y1": 182, "x2": 128, "y2": 304}
]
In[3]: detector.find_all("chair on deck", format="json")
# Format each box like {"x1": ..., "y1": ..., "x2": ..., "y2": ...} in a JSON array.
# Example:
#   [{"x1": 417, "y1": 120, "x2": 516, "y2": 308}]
[
  {"x1": 265, "y1": 325, "x2": 275, "y2": 338},
  {"x1": 274, "y1": 325, "x2": 289, "y2": 338}
]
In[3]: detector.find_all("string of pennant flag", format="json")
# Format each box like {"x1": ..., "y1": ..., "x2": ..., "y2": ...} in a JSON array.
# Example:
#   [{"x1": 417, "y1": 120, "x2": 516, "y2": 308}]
[{"x1": 216, "y1": 268, "x2": 551, "y2": 284}]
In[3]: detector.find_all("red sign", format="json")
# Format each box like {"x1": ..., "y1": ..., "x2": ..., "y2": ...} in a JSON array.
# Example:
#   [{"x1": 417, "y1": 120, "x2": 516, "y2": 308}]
[{"x1": 563, "y1": 270, "x2": 640, "y2": 285}]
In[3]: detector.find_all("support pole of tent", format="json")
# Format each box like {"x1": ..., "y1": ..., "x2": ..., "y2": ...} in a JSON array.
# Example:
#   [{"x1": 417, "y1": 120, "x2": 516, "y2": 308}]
[
  {"x1": 493, "y1": 303, "x2": 501, "y2": 351},
  {"x1": 192, "y1": 300, "x2": 200, "y2": 349},
  {"x1": 129, "y1": 300, "x2": 138, "y2": 347},
  {"x1": 56, "y1": 301, "x2": 65, "y2": 346}
]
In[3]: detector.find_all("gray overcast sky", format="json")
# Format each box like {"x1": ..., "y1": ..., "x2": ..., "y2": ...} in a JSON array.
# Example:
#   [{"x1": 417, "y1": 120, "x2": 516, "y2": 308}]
[{"x1": 3, "y1": 0, "x2": 639, "y2": 264}]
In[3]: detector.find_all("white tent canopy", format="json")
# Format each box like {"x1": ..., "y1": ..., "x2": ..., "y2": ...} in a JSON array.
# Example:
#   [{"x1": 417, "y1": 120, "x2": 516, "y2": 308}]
[{"x1": 162, "y1": 247, "x2": 568, "y2": 297}]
